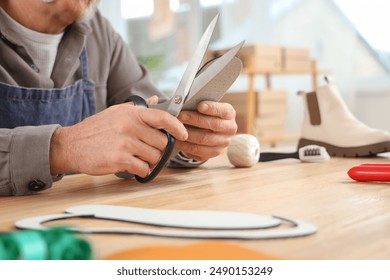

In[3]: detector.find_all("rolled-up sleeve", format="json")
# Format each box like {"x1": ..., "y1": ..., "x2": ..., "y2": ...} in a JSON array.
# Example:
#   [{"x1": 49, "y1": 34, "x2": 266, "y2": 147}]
[{"x1": 0, "y1": 125, "x2": 60, "y2": 196}]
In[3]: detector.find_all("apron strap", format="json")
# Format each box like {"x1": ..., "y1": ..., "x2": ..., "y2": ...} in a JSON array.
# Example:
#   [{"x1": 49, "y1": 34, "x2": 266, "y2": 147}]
[{"x1": 80, "y1": 48, "x2": 89, "y2": 81}]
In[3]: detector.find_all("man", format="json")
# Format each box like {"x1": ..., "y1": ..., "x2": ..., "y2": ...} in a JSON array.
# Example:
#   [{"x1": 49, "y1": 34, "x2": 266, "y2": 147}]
[{"x1": 0, "y1": 0, "x2": 238, "y2": 195}]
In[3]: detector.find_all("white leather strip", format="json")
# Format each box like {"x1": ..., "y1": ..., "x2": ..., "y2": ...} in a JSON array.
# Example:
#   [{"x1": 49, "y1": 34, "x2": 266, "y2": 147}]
[
  {"x1": 65, "y1": 205, "x2": 281, "y2": 230},
  {"x1": 15, "y1": 205, "x2": 317, "y2": 239}
]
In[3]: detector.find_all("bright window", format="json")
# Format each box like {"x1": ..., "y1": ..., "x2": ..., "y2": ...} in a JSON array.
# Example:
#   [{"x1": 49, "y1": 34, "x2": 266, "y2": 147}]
[
  {"x1": 335, "y1": 0, "x2": 390, "y2": 51},
  {"x1": 120, "y1": 0, "x2": 181, "y2": 19},
  {"x1": 120, "y1": 0, "x2": 153, "y2": 19}
]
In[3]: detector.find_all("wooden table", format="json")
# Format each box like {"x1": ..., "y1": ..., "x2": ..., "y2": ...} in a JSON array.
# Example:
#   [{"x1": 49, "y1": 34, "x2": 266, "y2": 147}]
[{"x1": 1, "y1": 153, "x2": 390, "y2": 260}]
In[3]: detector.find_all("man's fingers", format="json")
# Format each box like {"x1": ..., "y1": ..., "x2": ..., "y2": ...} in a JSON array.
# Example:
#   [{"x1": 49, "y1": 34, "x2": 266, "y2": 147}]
[
  {"x1": 175, "y1": 140, "x2": 222, "y2": 161},
  {"x1": 178, "y1": 111, "x2": 237, "y2": 133},
  {"x1": 184, "y1": 127, "x2": 231, "y2": 147},
  {"x1": 138, "y1": 108, "x2": 188, "y2": 141},
  {"x1": 198, "y1": 101, "x2": 236, "y2": 120},
  {"x1": 137, "y1": 126, "x2": 169, "y2": 151},
  {"x1": 147, "y1": 95, "x2": 159, "y2": 105},
  {"x1": 118, "y1": 156, "x2": 151, "y2": 178}
]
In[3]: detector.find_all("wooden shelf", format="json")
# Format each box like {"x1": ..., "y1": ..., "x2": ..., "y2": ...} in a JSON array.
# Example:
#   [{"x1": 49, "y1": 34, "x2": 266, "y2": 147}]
[
  {"x1": 211, "y1": 44, "x2": 319, "y2": 146},
  {"x1": 246, "y1": 59, "x2": 319, "y2": 136}
]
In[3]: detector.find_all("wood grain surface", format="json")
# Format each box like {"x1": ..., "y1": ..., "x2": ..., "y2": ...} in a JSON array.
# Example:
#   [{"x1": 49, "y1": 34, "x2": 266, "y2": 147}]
[{"x1": 1, "y1": 152, "x2": 390, "y2": 260}]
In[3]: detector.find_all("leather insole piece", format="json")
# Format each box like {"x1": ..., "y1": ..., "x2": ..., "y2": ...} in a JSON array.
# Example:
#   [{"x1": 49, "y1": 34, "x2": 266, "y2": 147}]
[{"x1": 15, "y1": 204, "x2": 317, "y2": 240}]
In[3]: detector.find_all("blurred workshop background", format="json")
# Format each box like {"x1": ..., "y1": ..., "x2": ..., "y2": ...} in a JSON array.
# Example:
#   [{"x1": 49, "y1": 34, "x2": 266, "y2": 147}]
[{"x1": 99, "y1": 0, "x2": 390, "y2": 147}]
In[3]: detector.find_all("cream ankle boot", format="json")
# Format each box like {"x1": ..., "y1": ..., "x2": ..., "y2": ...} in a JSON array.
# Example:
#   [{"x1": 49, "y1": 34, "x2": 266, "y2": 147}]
[{"x1": 297, "y1": 77, "x2": 390, "y2": 157}]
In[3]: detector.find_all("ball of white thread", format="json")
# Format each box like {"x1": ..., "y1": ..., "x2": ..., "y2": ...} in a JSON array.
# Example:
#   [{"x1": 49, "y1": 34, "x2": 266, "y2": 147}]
[{"x1": 227, "y1": 134, "x2": 260, "y2": 167}]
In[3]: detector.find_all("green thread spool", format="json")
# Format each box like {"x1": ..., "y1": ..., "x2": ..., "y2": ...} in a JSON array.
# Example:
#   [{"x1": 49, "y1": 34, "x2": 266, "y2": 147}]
[
  {"x1": 40, "y1": 227, "x2": 91, "y2": 260},
  {"x1": 49, "y1": 234, "x2": 92, "y2": 260},
  {"x1": 10, "y1": 230, "x2": 48, "y2": 260},
  {"x1": 0, "y1": 234, "x2": 19, "y2": 260},
  {"x1": 0, "y1": 227, "x2": 92, "y2": 260}
]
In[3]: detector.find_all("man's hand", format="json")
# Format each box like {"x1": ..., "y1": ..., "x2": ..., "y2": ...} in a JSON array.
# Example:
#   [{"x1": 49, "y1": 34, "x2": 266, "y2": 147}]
[
  {"x1": 176, "y1": 101, "x2": 238, "y2": 162},
  {"x1": 49, "y1": 103, "x2": 188, "y2": 178}
]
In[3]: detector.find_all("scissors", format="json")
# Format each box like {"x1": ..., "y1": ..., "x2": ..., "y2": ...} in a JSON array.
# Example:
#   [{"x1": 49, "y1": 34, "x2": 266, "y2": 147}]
[{"x1": 122, "y1": 14, "x2": 244, "y2": 183}]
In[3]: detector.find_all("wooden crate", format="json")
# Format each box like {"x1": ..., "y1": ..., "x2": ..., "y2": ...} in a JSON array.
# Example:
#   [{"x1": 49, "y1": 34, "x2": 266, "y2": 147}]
[
  {"x1": 282, "y1": 47, "x2": 310, "y2": 72},
  {"x1": 255, "y1": 90, "x2": 287, "y2": 140},
  {"x1": 221, "y1": 90, "x2": 287, "y2": 134},
  {"x1": 256, "y1": 90, "x2": 287, "y2": 117},
  {"x1": 220, "y1": 92, "x2": 249, "y2": 134},
  {"x1": 207, "y1": 44, "x2": 282, "y2": 73},
  {"x1": 221, "y1": 90, "x2": 298, "y2": 146}
]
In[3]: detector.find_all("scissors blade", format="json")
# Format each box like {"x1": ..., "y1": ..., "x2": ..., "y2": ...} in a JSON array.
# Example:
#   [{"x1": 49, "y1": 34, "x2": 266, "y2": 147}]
[
  {"x1": 182, "y1": 40, "x2": 244, "y2": 108},
  {"x1": 152, "y1": 14, "x2": 219, "y2": 116}
]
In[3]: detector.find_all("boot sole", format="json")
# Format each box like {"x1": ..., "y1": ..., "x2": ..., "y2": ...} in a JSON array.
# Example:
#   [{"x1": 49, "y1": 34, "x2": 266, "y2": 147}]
[{"x1": 298, "y1": 138, "x2": 390, "y2": 157}]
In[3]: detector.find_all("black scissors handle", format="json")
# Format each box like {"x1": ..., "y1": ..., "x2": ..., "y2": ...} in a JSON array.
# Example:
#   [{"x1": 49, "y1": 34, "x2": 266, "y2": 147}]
[{"x1": 124, "y1": 96, "x2": 176, "y2": 183}]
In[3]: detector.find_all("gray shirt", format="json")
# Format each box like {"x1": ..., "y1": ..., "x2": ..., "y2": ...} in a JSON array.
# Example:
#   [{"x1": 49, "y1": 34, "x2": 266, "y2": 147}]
[
  {"x1": 0, "y1": 8, "x2": 64, "y2": 77},
  {"x1": 0, "y1": 9, "x2": 196, "y2": 196}
]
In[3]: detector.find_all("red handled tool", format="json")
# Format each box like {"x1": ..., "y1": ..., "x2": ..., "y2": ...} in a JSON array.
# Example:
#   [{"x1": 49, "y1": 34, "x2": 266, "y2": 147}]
[{"x1": 347, "y1": 164, "x2": 390, "y2": 182}]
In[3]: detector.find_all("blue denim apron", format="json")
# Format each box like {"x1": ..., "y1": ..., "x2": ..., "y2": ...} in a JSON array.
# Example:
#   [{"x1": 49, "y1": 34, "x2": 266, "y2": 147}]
[{"x1": 0, "y1": 48, "x2": 96, "y2": 128}]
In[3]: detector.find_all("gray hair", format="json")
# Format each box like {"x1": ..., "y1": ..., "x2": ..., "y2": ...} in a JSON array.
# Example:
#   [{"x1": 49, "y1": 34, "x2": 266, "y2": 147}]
[
  {"x1": 41, "y1": 0, "x2": 101, "y2": 22},
  {"x1": 77, "y1": 0, "x2": 100, "y2": 22}
]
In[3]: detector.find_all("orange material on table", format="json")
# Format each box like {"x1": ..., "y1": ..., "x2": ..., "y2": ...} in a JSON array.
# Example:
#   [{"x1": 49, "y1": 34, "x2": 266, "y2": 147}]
[{"x1": 105, "y1": 241, "x2": 282, "y2": 260}]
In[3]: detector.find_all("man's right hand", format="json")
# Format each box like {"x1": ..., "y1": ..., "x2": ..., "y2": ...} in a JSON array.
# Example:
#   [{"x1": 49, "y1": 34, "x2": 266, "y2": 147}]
[{"x1": 49, "y1": 103, "x2": 188, "y2": 178}]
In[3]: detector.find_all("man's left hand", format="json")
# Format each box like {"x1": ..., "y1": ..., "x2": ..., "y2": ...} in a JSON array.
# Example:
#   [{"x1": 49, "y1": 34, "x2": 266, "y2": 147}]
[{"x1": 176, "y1": 101, "x2": 238, "y2": 162}]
